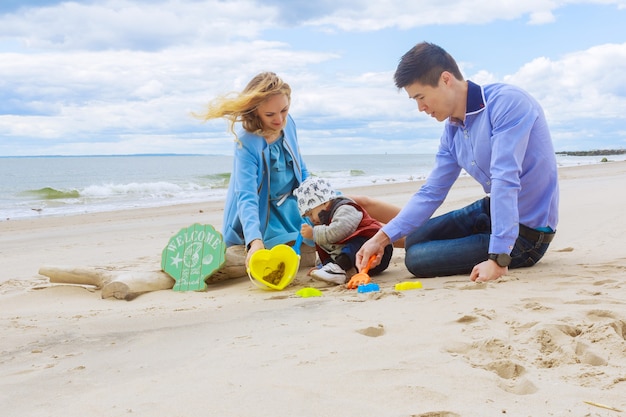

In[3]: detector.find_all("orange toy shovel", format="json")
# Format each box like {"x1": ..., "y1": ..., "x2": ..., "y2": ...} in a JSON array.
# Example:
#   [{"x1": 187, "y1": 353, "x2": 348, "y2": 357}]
[{"x1": 346, "y1": 255, "x2": 376, "y2": 289}]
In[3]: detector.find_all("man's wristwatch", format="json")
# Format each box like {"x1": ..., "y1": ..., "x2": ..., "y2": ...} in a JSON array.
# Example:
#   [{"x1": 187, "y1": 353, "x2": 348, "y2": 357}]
[{"x1": 488, "y1": 253, "x2": 512, "y2": 267}]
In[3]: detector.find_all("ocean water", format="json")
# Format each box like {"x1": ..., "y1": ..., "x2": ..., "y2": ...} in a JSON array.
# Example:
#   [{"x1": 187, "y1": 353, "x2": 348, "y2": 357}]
[{"x1": 1, "y1": 153, "x2": 623, "y2": 221}]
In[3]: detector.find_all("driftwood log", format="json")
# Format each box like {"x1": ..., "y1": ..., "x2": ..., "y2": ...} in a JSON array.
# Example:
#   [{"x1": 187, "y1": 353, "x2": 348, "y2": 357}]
[
  {"x1": 37, "y1": 246, "x2": 249, "y2": 300},
  {"x1": 38, "y1": 266, "x2": 175, "y2": 300}
]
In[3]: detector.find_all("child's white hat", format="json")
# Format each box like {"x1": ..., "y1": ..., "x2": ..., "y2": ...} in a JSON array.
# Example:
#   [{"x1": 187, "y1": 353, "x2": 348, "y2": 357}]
[{"x1": 293, "y1": 177, "x2": 336, "y2": 216}]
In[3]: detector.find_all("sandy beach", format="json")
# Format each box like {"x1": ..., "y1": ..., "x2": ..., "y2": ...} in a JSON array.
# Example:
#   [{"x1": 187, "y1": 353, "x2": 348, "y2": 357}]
[{"x1": 1, "y1": 161, "x2": 625, "y2": 417}]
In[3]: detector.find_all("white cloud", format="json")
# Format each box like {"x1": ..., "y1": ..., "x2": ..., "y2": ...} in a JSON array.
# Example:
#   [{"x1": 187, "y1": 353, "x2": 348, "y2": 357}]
[
  {"x1": 528, "y1": 10, "x2": 556, "y2": 24},
  {"x1": 498, "y1": 42, "x2": 626, "y2": 149},
  {"x1": 0, "y1": 40, "x2": 342, "y2": 154},
  {"x1": 0, "y1": 0, "x2": 276, "y2": 50},
  {"x1": 302, "y1": 0, "x2": 613, "y2": 31},
  {"x1": 505, "y1": 42, "x2": 626, "y2": 121}
]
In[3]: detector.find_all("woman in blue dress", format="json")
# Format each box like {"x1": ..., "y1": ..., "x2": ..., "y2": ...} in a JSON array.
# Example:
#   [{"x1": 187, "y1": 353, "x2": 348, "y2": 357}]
[{"x1": 197, "y1": 72, "x2": 311, "y2": 269}]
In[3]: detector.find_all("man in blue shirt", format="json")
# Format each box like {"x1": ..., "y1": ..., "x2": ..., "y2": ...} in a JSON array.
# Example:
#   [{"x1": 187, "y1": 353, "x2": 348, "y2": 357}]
[{"x1": 356, "y1": 42, "x2": 559, "y2": 283}]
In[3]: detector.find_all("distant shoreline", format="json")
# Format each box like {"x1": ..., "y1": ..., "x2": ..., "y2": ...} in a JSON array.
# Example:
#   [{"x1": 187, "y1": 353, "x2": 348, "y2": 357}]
[{"x1": 556, "y1": 149, "x2": 626, "y2": 156}]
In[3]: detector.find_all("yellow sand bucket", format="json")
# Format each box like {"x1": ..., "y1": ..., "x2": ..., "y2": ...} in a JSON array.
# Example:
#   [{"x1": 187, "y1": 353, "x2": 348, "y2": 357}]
[{"x1": 247, "y1": 233, "x2": 303, "y2": 290}]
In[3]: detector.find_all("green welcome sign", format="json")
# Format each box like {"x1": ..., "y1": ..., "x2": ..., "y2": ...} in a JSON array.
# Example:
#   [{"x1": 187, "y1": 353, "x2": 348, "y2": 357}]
[{"x1": 161, "y1": 223, "x2": 226, "y2": 291}]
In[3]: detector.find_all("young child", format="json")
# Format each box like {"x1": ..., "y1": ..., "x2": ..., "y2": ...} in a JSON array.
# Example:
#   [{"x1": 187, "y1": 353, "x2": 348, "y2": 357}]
[{"x1": 293, "y1": 177, "x2": 393, "y2": 285}]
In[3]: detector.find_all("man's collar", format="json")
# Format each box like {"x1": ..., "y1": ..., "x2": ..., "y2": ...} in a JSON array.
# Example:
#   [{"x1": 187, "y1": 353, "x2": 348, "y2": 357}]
[
  {"x1": 449, "y1": 81, "x2": 485, "y2": 126},
  {"x1": 466, "y1": 80, "x2": 485, "y2": 115}
]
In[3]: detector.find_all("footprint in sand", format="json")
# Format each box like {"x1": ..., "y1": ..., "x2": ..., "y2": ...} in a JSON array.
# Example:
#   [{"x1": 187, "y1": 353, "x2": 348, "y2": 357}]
[
  {"x1": 478, "y1": 357, "x2": 537, "y2": 395},
  {"x1": 586, "y1": 309, "x2": 618, "y2": 321},
  {"x1": 534, "y1": 324, "x2": 580, "y2": 362},
  {"x1": 449, "y1": 310, "x2": 542, "y2": 395},
  {"x1": 585, "y1": 310, "x2": 626, "y2": 342},
  {"x1": 455, "y1": 315, "x2": 478, "y2": 324},
  {"x1": 454, "y1": 308, "x2": 495, "y2": 325},
  {"x1": 574, "y1": 341, "x2": 608, "y2": 366},
  {"x1": 521, "y1": 300, "x2": 553, "y2": 311},
  {"x1": 533, "y1": 322, "x2": 613, "y2": 368},
  {"x1": 496, "y1": 376, "x2": 538, "y2": 395},
  {"x1": 484, "y1": 359, "x2": 526, "y2": 379},
  {"x1": 356, "y1": 324, "x2": 385, "y2": 337},
  {"x1": 446, "y1": 338, "x2": 537, "y2": 395}
]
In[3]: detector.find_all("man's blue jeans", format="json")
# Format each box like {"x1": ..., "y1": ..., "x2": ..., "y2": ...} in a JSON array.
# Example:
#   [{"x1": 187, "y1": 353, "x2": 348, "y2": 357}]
[{"x1": 404, "y1": 197, "x2": 552, "y2": 277}]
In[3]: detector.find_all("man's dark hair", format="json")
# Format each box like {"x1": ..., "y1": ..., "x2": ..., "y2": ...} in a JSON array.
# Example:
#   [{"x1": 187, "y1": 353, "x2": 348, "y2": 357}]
[{"x1": 394, "y1": 42, "x2": 464, "y2": 89}]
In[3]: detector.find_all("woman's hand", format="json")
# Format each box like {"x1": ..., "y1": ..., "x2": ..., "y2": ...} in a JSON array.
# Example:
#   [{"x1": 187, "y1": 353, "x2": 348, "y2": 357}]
[{"x1": 245, "y1": 239, "x2": 265, "y2": 267}]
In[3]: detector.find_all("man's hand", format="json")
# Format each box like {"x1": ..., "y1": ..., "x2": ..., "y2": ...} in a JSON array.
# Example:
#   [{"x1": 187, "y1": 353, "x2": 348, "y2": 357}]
[
  {"x1": 356, "y1": 230, "x2": 391, "y2": 272},
  {"x1": 470, "y1": 260, "x2": 508, "y2": 282}
]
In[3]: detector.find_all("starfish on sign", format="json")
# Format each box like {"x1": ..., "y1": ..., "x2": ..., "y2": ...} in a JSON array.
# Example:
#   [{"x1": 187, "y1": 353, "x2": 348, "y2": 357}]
[{"x1": 170, "y1": 253, "x2": 183, "y2": 268}]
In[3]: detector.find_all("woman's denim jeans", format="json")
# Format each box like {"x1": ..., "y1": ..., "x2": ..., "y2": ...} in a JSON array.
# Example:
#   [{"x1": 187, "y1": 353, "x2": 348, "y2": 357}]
[{"x1": 404, "y1": 197, "x2": 552, "y2": 278}]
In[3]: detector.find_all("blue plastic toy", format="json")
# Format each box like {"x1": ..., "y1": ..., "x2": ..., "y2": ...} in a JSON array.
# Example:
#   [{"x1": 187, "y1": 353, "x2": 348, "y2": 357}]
[{"x1": 357, "y1": 282, "x2": 380, "y2": 293}]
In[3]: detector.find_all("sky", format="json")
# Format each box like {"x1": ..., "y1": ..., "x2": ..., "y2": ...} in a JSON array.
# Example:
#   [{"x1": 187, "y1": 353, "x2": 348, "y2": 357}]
[{"x1": 0, "y1": 0, "x2": 625, "y2": 156}]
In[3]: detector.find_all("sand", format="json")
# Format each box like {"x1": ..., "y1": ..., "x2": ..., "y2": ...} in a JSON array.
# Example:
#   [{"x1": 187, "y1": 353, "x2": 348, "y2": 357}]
[{"x1": 1, "y1": 161, "x2": 625, "y2": 417}]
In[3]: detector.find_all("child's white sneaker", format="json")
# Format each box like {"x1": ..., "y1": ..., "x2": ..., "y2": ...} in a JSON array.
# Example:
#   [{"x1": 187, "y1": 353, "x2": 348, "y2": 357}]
[{"x1": 310, "y1": 262, "x2": 347, "y2": 285}]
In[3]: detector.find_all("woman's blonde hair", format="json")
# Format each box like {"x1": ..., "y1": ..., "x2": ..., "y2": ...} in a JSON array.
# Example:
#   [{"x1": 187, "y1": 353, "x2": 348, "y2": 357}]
[{"x1": 196, "y1": 72, "x2": 291, "y2": 144}]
